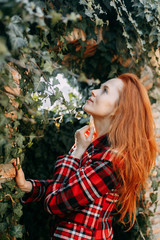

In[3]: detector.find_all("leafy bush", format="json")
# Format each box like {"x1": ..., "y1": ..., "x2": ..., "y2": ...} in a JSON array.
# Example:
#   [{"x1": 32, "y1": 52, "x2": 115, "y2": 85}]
[{"x1": 0, "y1": 0, "x2": 159, "y2": 239}]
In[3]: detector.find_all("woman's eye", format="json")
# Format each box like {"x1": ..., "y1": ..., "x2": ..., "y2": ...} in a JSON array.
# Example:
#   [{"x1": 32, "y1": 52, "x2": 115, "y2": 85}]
[{"x1": 104, "y1": 88, "x2": 108, "y2": 93}]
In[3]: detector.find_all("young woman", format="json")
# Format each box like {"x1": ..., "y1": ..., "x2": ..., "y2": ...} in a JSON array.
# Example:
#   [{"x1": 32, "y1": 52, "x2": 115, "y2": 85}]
[{"x1": 13, "y1": 73, "x2": 157, "y2": 240}]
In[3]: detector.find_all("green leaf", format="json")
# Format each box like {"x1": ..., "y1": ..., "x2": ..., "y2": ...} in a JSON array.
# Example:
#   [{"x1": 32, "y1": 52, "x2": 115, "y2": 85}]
[
  {"x1": 145, "y1": 14, "x2": 153, "y2": 22},
  {"x1": 14, "y1": 120, "x2": 20, "y2": 128},
  {"x1": 69, "y1": 92, "x2": 74, "y2": 101},
  {"x1": 11, "y1": 15, "x2": 22, "y2": 24},
  {"x1": 149, "y1": 35, "x2": 156, "y2": 43},
  {"x1": 0, "y1": 136, "x2": 6, "y2": 147},
  {"x1": 148, "y1": 209, "x2": 154, "y2": 216},
  {"x1": 84, "y1": 8, "x2": 93, "y2": 18},
  {"x1": 14, "y1": 189, "x2": 25, "y2": 198},
  {"x1": 150, "y1": 192, "x2": 158, "y2": 203},
  {"x1": 10, "y1": 224, "x2": 23, "y2": 238},
  {"x1": 16, "y1": 109, "x2": 23, "y2": 119},
  {"x1": 0, "y1": 38, "x2": 8, "y2": 55},
  {"x1": 0, "y1": 222, "x2": 7, "y2": 233},
  {"x1": 49, "y1": 87, "x2": 63, "y2": 105},
  {"x1": 78, "y1": 72, "x2": 88, "y2": 83},
  {"x1": 11, "y1": 36, "x2": 27, "y2": 50},
  {"x1": 0, "y1": 203, "x2": 8, "y2": 217},
  {"x1": 28, "y1": 141, "x2": 33, "y2": 148},
  {"x1": 28, "y1": 34, "x2": 40, "y2": 48},
  {"x1": 57, "y1": 53, "x2": 63, "y2": 60},
  {"x1": 30, "y1": 132, "x2": 36, "y2": 141},
  {"x1": 4, "y1": 143, "x2": 12, "y2": 160},
  {"x1": 50, "y1": 10, "x2": 62, "y2": 25},
  {"x1": 0, "y1": 113, "x2": 9, "y2": 127},
  {"x1": 43, "y1": 61, "x2": 53, "y2": 75},
  {"x1": 15, "y1": 134, "x2": 25, "y2": 148},
  {"x1": 8, "y1": 21, "x2": 23, "y2": 38},
  {"x1": 49, "y1": 95, "x2": 57, "y2": 105},
  {"x1": 95, "y1": 16, "x2": 103, "y2": 26},
  {"x1": 34, "y1": 1, "x2": 46, "y2": 8},
  {"x1": 36, "y1": 6, "x2": 44, "y2": 17},
  {"x1": 79, "y1": 0, "x2": 87, "y2": 6},
  {"x1": 2, "y1": 180, "x2": 15, "y2": 190},
  {"x1": 37, "y1": 82, "x2": 46, "y2": 92},
  {"x1": 152, "y1": 180, "x2": 159, "y2": 191},
  {"x1": 32, "y1": 92, "x2": 39, "y2": 101},
  {"x1": 55, "y1": 87, "x2": 63, "y2": 98},
  {"x1": 64, "y1": 12, "x2": 80, "y2": 22},
  {"x1": 110, "y1": 1, "x2": 116, "y2": 9},
  {"x1": 126, "y1": 42, "x2": 133, "y2": 49},
  {"x1": 13, "y1": 206, "x2": 23, "y2": 218},
  {"x1": 108, "y1": 65, "x2": 118, "y2": 78},
  {"x1": 0, "y1": 94, "x2": 9, "y2": 108},
  {"x1": 52, "y1": 78, "x2": 59, "y2": 86},
  {"x1": 17, "y1": 147, "x2": 22, "y2": 154}
]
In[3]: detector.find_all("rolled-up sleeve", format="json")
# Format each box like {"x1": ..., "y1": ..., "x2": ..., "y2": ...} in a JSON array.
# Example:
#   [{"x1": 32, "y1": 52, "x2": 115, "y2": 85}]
[
  {"x1": 21, "y1": 179, "x2": 54, "y2": 203},
  {"x1": 44, "y1": 159, "x2": 118, "y2": 216}
]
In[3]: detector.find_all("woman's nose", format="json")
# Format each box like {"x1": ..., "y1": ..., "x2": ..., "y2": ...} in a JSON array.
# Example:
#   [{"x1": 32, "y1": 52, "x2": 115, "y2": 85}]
[{"x1": 91, "y1": 89, "x2": 97, "y2": 97}]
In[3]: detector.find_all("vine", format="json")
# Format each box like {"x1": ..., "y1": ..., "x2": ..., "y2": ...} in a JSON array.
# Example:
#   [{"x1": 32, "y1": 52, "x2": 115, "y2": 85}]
[{"x1": 0, "y1": 0, "x2": 159, "y2": 239}]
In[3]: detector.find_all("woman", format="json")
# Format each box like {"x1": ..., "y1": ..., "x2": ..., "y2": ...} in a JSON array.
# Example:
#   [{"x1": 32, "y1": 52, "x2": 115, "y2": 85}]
[{"x1": 13, "y1": 73, "x2": 157, "y2": 240}]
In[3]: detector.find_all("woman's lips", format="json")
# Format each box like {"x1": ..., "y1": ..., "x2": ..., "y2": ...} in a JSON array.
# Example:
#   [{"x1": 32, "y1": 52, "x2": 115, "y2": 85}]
[{"x1": 87, "y1": 98, "x2": 93, "y2": 103}]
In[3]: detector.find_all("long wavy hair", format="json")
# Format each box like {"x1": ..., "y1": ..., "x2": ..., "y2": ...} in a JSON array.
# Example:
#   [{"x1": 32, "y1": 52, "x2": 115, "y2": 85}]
[{"x1": 108, "y1": 73, "x2": 157, "y2": 228}]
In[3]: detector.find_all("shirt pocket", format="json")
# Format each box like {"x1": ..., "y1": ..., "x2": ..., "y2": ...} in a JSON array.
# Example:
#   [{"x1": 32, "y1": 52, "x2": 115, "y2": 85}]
[{"x1": 53, "y1": 221, "x2": 93, "y2": 240}]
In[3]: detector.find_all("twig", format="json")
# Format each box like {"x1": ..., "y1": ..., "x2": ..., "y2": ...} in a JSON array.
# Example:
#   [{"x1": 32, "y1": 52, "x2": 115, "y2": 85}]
[
  {"x1": 135, "y1": 219, "x2": 146, "y2": 240},
  {"x1": 5, "y1": 194, "x2": 16, "y2": 206}
]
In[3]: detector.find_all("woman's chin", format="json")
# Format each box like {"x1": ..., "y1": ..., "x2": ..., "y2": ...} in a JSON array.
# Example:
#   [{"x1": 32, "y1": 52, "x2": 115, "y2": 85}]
[
  {"x1": 82, "y1": 104, "x2": 90, "y2": 114},
  {"x1": 82, "y1": 104, "x2": 87, "y2": 111}
]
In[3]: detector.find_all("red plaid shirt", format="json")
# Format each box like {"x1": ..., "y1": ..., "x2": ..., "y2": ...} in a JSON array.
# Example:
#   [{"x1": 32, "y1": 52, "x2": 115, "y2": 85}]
[{"x1": 22, "y1": 134, "x2": 119, "y2": 240}]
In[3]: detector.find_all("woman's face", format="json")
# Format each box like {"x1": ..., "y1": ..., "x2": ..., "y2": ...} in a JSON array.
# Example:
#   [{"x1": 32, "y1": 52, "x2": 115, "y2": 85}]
[{"x1": 83, "y1": 78, "x2": 124, "y2": 118}]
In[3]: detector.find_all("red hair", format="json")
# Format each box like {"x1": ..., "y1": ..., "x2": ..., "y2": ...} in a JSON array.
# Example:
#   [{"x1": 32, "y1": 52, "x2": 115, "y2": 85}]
[{"x1": 108, "y1": 73, "x2": 157, "y2": 228}]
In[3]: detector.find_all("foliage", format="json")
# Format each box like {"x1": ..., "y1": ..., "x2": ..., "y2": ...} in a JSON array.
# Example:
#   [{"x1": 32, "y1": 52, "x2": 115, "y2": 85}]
[
  {"x1": 0, "y1": 0, "x2": 85, "y2": 239},
  {"x1": 0, "y1": 0, "x2": 159, "y2": 239},
  {"x1": 50, "y1": 0, "x2": 160, "y2": 81}
]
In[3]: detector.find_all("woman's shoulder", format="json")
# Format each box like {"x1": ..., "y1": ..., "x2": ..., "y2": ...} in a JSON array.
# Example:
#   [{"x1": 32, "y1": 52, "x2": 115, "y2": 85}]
[{"x1": 91, "y1": 149, "x2": 113, "y2": 162}]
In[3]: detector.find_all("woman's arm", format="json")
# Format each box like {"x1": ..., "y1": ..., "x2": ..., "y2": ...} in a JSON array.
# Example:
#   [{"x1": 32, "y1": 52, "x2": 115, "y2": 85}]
[
  {"x1": 13, "y1": 125, "x2": 94, "y2": 203},
  {"x1": 13, "y1": 158, "x2": 55, "y2": 202},
  {"x1": 13, "y1": 153, "x2": 82, "y2": 203},
  {"x1": 13, "y1": 158, "x2": 32, "y2": 193},
  {"x1": 13, "y1": 150, "x2": 86, "y2": 203}
]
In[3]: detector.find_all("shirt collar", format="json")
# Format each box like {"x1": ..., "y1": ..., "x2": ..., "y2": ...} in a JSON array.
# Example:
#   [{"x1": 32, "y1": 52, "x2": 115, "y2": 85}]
[{"x1": 87, "y1": 133, "x2": 110, "y2": 154}]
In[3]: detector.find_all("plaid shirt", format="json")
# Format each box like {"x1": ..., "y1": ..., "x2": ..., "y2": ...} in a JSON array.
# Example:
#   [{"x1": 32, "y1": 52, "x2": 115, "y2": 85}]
[{"x1": 22, "y1": 134, "x2": 119, "y2": 240}]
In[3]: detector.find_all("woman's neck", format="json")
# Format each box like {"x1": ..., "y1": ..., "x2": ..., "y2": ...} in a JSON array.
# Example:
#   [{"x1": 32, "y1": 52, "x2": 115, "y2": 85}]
[{"x1": 92, "y1": 116, "x2": 111, "y2": 139}]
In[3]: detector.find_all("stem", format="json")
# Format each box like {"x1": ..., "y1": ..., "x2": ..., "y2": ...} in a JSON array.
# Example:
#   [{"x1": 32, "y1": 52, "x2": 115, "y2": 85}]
[{"x1": 5, "y1": 194, "x2": 15, "y2": 206}]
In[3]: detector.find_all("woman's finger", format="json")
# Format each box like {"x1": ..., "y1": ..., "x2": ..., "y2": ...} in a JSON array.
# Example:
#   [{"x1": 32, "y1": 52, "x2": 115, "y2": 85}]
[
  {"x1": 13, "y1": 157, "x2": 21, "y2": 172},
  {"x1": 16, "y1": 157, "x2": 19, "y2": 165},
  {"x1": 87, "y1": 127, "x2": 94, "y2": 141},
  {"x1": 78, "y1": 125, "x2": 89, "y2": 133},
  {"x1": 12, "y1": 162, "x2": 18, "y2": 174}
]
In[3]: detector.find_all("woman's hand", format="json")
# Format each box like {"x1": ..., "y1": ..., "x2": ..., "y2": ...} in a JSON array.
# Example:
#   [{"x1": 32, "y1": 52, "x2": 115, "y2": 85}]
[
  {"x1": 13, "y1": 157, "x2": 32, "y2": 193},
  {"x1": 71, "y1": 125, "x2": 94, "y2": 159}
]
